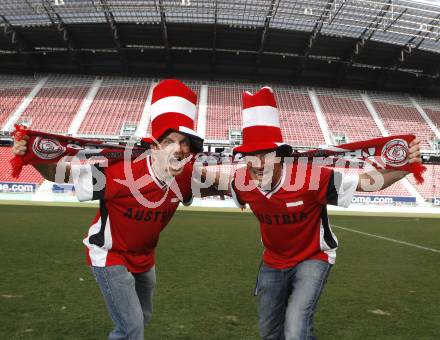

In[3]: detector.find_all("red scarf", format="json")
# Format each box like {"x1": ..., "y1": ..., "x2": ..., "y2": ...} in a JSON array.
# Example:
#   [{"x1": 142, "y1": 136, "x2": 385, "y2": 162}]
[
  {"x1": 10, "y1": 125, "x2": 426, "y2": 184},
  {"x1": 288, "y1": 135, "x2": 426, "y2": 184},
  {"x1": 10, "y1": 125, "x2": 147, "y2": 178}
]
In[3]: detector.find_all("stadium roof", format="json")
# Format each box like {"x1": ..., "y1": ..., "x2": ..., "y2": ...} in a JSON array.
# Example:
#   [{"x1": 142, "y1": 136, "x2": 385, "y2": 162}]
[{"x1": 0, "y1": 0, "x2": 439, "y2": 95}]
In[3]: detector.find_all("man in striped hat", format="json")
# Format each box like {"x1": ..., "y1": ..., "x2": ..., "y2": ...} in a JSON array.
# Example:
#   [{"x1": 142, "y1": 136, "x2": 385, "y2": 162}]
[
  {"x1": 12, "y1": 79, "x2": 204, "y2": 340},
  {"x1": 229, "y1": 86, "x2": 421, "y2": 340}
]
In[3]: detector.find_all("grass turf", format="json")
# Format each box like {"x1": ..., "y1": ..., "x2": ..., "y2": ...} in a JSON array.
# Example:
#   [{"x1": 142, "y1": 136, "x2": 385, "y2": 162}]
[{"x1": 0, "y1": 205, "x2": 439, "y2": 339}]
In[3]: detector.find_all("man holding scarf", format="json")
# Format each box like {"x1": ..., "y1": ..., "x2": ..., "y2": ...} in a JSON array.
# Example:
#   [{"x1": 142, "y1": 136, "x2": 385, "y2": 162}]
[
  {"x1": 227, "y1": 86, "x2": 422, "y2": 340},
  {"x1": 12, "y1": 79, "x2": 205, "y2": 340}
]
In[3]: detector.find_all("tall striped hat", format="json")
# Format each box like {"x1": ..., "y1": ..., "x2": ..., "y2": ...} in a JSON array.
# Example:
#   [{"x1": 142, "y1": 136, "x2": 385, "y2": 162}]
[
  {"x1": 142, "y1": 79, "x2": 203, "y2": 152},
  {"x1": 233, "y1": 86, "x2": 292, "y2": 155}
]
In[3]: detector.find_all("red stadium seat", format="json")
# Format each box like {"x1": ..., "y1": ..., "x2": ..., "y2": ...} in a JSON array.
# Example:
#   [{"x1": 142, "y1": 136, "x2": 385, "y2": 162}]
[
  {"x1": 407, "y1": 164, "x2": 440, "y2": 199},
  {"x1": 276, "y1": 89, "x2": 325, "y2": 147},
  {"x1": 317, "y1": 91, "x2": 383, "y2": 142},
  {"x1": 0, "y1": 147, "x2": 44, "y2": 185},
  {"x1": 18, "y1": 75, "x2": 94, "y2": 134},
  {"x1": 79, "y1": 80, "x2": 151, "y2": 136},
  {"x1": 370, "y1": 94, "x2": 435, "y2": 150},
  {"x1": 206, "y1": 86, "x2": 243, "y2": 141},
  {"x1": 0, "y1": 88, "x2": 32, "y2": 129}
]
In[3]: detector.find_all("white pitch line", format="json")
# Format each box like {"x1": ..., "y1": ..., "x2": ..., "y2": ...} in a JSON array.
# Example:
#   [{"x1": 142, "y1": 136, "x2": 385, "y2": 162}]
[{"x1": 332, "y1": 224, "x2": 440, "y2": 254}]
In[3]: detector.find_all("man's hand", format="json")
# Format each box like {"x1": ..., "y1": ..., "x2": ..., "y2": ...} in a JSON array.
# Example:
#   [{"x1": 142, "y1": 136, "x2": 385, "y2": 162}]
[
  {"x1": 357, "y1": 137, "x2": 423, "y2": 192},
  {"x1": 12, "y1": 135, "x2": 29, "y2": 156},
  {"x1": 408, "y1": 138, "x2": 422, "y2": 164},
  {"x1": 11, "y1": 134, "x2": 70, "y2": 183}
]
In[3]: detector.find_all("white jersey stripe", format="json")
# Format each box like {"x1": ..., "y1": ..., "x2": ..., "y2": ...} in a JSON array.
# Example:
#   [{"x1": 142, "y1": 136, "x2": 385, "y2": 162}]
[
  {"x1": 335, "y1": 173, "x2": 359, "y2": 208},
  {"x1": 319, "y1": 221, "x2": 338, "y2": 264},
  {"x1": 83, "y1": 217, "x2": 113, "y2": 267},
  {"x1": 286, "y1": 200, "x2": 304, "y2": 207}
]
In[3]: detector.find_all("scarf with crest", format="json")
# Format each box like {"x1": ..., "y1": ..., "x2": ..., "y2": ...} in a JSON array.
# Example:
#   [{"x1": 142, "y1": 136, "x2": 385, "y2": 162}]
[{"x1": 10, "y1": 125, "x2": 426, "y2": 184}]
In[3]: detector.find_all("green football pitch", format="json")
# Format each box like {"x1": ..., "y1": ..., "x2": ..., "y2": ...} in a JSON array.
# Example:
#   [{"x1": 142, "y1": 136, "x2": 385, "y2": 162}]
[{"x1": 0, "y1": 204, "x2": 439, "y2": 340}]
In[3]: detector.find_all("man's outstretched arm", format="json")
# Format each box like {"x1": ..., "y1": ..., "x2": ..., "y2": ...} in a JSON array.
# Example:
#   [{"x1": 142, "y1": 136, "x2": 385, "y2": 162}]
[
  {"x1": 192, "y1": 161, "x2": 234, "y2": 198},
  {"x1": 357, "y1": 138, "x2": 422, "y2": 192}
]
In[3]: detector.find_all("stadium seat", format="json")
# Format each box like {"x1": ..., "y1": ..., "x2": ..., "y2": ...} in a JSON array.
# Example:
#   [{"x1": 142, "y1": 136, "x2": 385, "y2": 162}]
[
  {"x1": 370, "y1": 94, "x2": 435, "y2": 150},
  {"x1": 0, "y1": 87, "x2": 32, "y2": 129},
  {"x1": 276, "y1": 88, "x2": 325, "y2": 147},
  {"x1": 406, "y1": 164, "x2": 440, "y2": 199},
  {"x1": 416, "y1": 97, "x2": 440, "y2": 144},
  {"x1": 206, "y1": 85, "x2": 243, "y2": 141},
  {"x1": 79, "y1": 78, "x2": 151, "y2": 136},
  {"x1": 17, "y1": 75, "x2": 94, "y2": 134},
  {"x1": 317, "y1": 90, "x2": 383, "y2": 142},
  {"x1": 0, "y1": 147, "x2": 44, "y2": 184}
]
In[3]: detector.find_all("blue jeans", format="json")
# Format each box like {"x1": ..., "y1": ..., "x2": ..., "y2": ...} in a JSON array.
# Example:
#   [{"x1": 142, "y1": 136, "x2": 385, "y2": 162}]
[
  {"x1": 91, "y1": 265, "x2": 156, "y2": 340},
  {"x1": 256, "y1": 260, "x2": 332, "y2": 340}
]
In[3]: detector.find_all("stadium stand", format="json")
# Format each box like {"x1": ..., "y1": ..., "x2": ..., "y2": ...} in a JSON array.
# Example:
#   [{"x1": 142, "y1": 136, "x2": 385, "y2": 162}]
[
  {"x1": 315, "y1": 89, "x2": 383, "y2": 143},
  {"x1": 206, "y1": 85, "x2": 243, "y2": 141},
  {"x1": 416, "y1": 97, "x2": 440, "y2": 139},
  {"x1": 18, "y1": 75, "x2": 94, "y2": 134},
  {"x1": 0, "y1": 73, "x2": 438, "y2": 204},
  {"x1": 0, "y1": 147, "x2": 44, "y2": 184},
  {"x1": 0, "y1": 88, "x2": 32, "y2": 130},
  {"x1": 276, "y1": 87, "x2": 325, "y2": 147},
  {"x1": 407, "y1": 164, "x2": 440, "y2": 199},
  {"x1": 0, "y1": 75, "x2": 38, "y2": 130},
  {"x1": 369, "y1": 93, "x2": 436, "y2": 150},
  {"x1": 79, "y1": 77, "x2": 151, "y2": 136},
  {"x1": 187, "y1": 82, "x2": 202, "y2": 131}
]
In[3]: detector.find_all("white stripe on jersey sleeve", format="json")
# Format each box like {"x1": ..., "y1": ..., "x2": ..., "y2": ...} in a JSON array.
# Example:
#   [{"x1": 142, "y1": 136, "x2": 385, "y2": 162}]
[
  {"x1": 334, "y1": 172, "x2": 359, "y2": 208},
  {"x1": 71, "y1": 163, "x2": 94, "y2": 202}
]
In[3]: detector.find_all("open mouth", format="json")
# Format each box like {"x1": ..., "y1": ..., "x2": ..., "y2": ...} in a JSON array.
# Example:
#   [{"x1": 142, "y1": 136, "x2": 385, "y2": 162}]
[
  {"x1": 168, "y1": 155, "x2": 185, "y2": 171},
  {"x1": 253, "y1": 168, "x2": 265, "y2": 177}
]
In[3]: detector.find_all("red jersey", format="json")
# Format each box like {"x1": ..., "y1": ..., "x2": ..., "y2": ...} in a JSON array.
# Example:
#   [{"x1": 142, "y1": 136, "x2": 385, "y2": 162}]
[
  {"x1": 231, "y1": 162, "x2": 358, "y2": 269},
  {"x1": 72, "y1": 155, "x2": 193, "y2": 273}
]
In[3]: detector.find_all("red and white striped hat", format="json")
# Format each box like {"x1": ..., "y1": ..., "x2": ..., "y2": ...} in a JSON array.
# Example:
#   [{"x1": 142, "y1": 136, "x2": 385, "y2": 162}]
[
  {"x1": 233, "y1": 86, "x2": 292, "y2": 155},
  {"x1": 142, "y1": 79, "x2": 203, "y2": 152}
]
